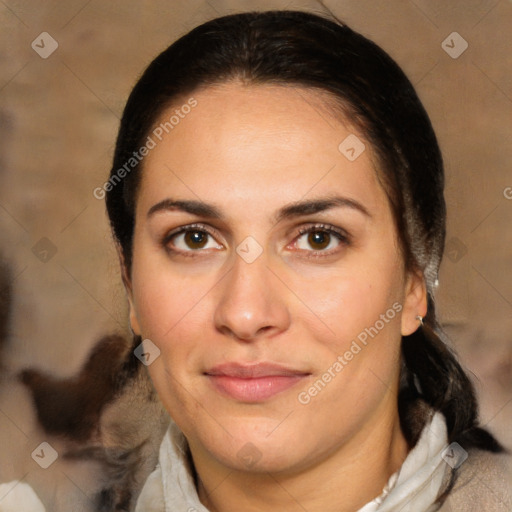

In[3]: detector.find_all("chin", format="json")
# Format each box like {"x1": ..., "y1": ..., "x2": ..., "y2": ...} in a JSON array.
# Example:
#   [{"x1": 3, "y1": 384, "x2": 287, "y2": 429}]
[
  {"x1": 216, "y1": 440, "x2": 303, "y2": 474},
  {"x1": 193, "y1": 414, "x2": 311, "y2": 473}
]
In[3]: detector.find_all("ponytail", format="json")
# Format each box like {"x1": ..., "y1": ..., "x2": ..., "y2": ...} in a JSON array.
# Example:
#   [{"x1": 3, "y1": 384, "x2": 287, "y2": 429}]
[{"x1": 399, "y1": 300, "x2": 503, "y2": 453}]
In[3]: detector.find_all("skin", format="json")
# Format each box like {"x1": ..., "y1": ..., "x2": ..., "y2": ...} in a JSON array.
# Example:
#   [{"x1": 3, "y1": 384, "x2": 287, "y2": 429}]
[{"x1": 124, "y1": 82, "x2": 427, "y2": 512}]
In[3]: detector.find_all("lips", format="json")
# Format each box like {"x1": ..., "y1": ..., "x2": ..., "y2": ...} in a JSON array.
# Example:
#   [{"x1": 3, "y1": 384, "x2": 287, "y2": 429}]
[{"x1": 205, "y1": 363, "x2": 310, "y2": 402}]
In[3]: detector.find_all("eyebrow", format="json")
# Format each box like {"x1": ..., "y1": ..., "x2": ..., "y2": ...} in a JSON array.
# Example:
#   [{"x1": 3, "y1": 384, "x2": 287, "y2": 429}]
[
  {"x1": 147, "y1": 199, "x2": 222, "y2": 219},
  {"x1": 273, "y1": 196, "x2": 371, "y2": 223},
  {"x1": 147, "y1": 196, "x2": 371, "y2": 222}
]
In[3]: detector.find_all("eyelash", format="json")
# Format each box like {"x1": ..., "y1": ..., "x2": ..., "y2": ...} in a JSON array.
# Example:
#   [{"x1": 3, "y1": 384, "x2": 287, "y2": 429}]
[
  {"x1": 162, "y1": 223, "x2": 221, "y2": 258},
  {"x1": 294, "y1": 224, "x2": 351, "y2": 258},
  {"x1": 161, "y1": 222, "x2": 351, "y2": 258}
]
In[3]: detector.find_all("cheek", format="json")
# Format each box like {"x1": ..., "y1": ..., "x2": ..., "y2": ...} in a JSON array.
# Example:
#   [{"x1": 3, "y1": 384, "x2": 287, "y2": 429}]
[
  {"x1": 296, "y1": 273, "x2": 404, "y2": 415},
  {"x1": 130, "y1": 247, "x2": 214, "y2": 341},
  {"x1": 129, "y1": 246, "x2": 219, "y2": 400},
  {"x1": 289, "y1": 256, "x2": 404, "y2": 346},
  {"x1": 292, "y1": 256, "x2": 405, "y2": 410},
  {"x1": 130, "y1": 260, "x2": 213, "y2": 419}
]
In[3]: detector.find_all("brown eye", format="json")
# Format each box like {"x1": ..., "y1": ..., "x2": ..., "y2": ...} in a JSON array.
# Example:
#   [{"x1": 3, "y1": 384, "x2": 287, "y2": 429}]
[
  {"x1": 307, "y1": 231, "x2": 331, "y2": 250},
  {"x1": 294, "y1": 225, "x2": 349, "y2": 254},
  {"x1": 184, "y1": 230, "x2": 208, "y2": 249},
  {"x1": 165, "y1": 225, "x2": 223, "y2": 253}
]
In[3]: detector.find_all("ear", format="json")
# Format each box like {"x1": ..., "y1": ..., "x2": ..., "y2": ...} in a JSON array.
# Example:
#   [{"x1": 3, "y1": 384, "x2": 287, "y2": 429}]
[
  {"x1": 401, "y1": 269, "x2": 427, "y2": 336},
  {"x1": 116, "y1": 243, "x2": 141, "y2": 337}
]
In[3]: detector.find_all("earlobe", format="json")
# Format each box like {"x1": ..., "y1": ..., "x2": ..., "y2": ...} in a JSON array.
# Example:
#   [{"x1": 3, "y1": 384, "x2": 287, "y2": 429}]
[
  {"x1": 401, "y1": 270, "x2": 427, "y2": 336},
  {"x1": 129, "y1": 302, "x2": 141, "y2": 336},
  {"x1": 124, "y1": 274, "x2": 142, "y2": 336}
]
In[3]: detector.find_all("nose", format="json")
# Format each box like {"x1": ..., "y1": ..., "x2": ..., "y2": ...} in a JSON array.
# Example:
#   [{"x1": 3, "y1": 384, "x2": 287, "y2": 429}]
[{"x1": 213, "y1": 253, "x2": 291, "y2": 342}]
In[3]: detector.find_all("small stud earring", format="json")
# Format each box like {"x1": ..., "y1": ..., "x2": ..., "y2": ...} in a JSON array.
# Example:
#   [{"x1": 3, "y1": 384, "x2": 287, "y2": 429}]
[{"x1": 416, "y1": 315, "x2": 424, "y2": 326}]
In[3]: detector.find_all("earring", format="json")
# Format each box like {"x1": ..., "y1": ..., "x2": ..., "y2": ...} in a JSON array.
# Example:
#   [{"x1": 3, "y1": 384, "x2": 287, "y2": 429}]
[{"x1": 416, "y1": 315, "x2": 424, "y2": 326}]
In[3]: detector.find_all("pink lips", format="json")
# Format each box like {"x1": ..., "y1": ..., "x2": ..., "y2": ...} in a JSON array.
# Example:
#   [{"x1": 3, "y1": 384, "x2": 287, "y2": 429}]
[{"x1": 205, "y1": 363, "x2": 309, "y2": 402}]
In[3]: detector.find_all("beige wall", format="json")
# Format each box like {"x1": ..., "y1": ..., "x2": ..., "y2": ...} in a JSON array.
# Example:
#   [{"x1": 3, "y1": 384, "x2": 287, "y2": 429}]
[{"x1": 0, "y1": 0, "x2": 511, "y2": 508}]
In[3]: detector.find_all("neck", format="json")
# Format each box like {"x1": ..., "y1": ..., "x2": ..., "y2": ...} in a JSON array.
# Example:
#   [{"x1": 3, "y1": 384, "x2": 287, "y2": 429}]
[{"x1": 194, "y1": 399, "x2": 409, "y2": 512}]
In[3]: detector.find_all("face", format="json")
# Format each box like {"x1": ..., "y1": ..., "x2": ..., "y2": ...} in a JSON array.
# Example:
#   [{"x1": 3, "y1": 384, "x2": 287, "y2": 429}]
[{"x1": 126, "y1": 83, "x2": 426, "y2": 475}]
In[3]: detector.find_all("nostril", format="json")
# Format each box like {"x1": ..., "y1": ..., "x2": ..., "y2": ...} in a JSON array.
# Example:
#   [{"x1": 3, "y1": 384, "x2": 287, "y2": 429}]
[
  {"x1": 257, "y1": 325, "x2": 273, "y2": 335},
  {"x1": 217, "y1": 324, "x2": 273, "y2": 342}
]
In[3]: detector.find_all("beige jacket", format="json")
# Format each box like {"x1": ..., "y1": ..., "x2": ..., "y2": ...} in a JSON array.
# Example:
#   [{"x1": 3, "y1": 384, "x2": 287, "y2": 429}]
[{"x1": 439, "y1": 449, "x2": 511, "y2": 511}]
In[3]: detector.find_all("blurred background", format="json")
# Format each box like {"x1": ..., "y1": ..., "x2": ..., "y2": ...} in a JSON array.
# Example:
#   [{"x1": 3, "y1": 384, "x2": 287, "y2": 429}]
[{"x1": 0, "y1": 0, "x2": 511, "y2": 510}]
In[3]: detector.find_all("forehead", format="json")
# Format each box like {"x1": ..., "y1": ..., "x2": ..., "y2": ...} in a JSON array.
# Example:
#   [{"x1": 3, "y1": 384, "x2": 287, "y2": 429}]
[{"x1": 137, "y1": 83, "x2": 387, "y2": 219}]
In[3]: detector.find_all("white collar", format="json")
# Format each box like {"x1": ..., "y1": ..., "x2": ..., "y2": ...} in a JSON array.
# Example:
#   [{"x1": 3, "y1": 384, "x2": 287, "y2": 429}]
[
  {"x1": 358, "y1": 411, "x2": 449, "y2": 511},
  {"x1": 136, "y1": 411, "x2": 449, "y2": 512}
]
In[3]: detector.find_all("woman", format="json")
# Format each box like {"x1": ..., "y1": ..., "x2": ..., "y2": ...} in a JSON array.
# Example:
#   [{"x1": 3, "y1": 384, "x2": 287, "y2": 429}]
[{"x1": 105, "y1": 10, "x2": 510, "y2": 511}]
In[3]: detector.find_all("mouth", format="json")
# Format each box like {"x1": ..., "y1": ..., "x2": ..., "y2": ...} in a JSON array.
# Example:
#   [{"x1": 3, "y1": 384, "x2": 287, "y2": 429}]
[{"x1": 204, "y1": 362, "x2": 311, "y2": 402}]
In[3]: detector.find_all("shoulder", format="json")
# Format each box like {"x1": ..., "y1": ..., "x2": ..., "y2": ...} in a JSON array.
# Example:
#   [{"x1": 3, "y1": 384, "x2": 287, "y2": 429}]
[{"x1": 439, "y1": 449, "x2": 512, "y2": 511}]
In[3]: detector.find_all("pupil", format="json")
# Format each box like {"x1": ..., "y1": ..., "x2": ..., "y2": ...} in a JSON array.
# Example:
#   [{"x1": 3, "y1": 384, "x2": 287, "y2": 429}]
[
  {"x1": 308, "y1": 231, "x2": 330, "y2": 250},
  {"x1": 185, "y1": 231, "x2": 207, "y2": 249}
]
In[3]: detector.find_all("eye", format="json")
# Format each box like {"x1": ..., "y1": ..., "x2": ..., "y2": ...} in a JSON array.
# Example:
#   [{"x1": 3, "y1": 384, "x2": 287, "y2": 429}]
[
  {"x1": 293, "y1": 224, "x2": 349, "y2": 254},
  {"x1": 163, "y1": 224, "x2": 223, "y2": 253}
]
